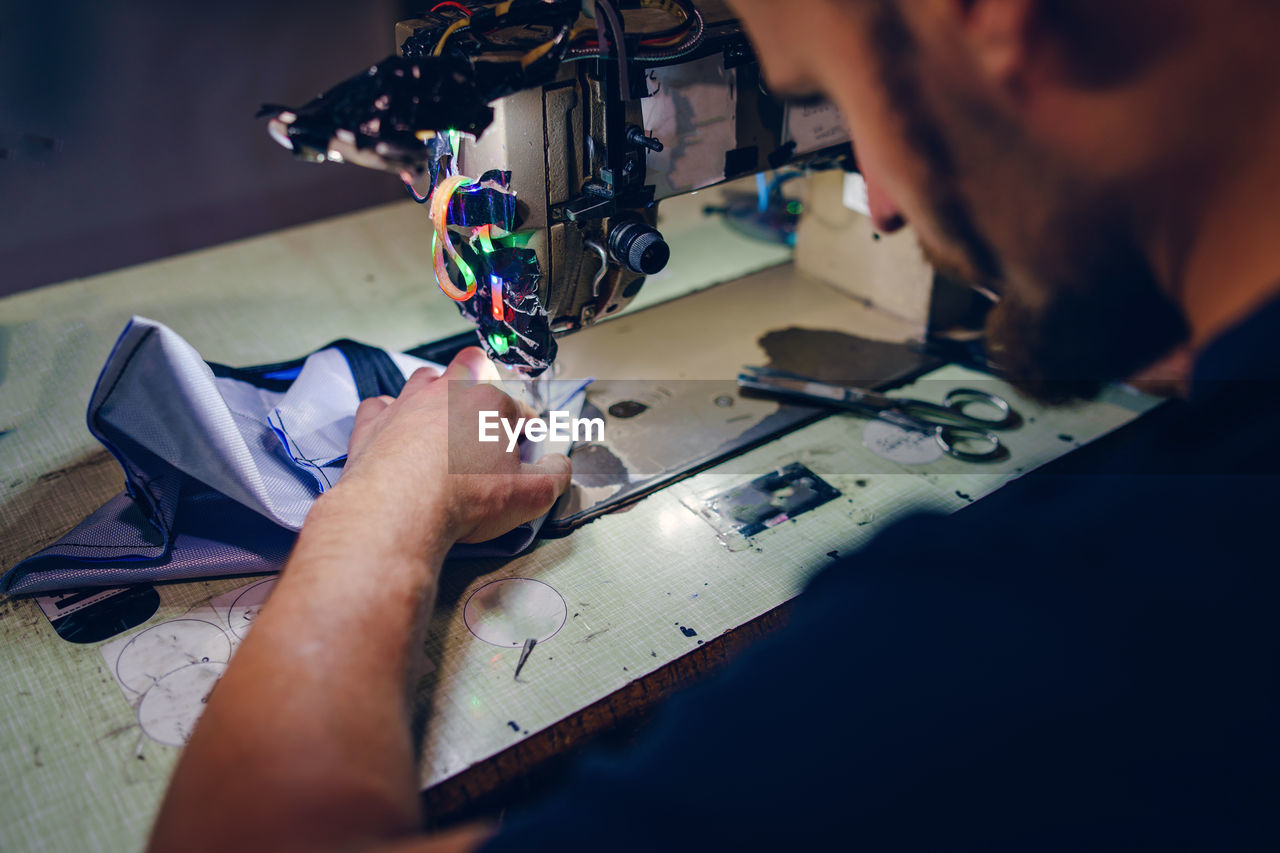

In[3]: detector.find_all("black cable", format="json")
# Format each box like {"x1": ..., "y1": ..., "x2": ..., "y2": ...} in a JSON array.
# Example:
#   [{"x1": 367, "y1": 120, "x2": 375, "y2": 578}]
[
  {"x1": 565, "y1": 0, "x2": 704, "y2": 63},
  {"x1": 593, "y1": 0, "x2": 695, "y2": 43},
  {"x1": 628, "y1": 0, "x2": 704, "y2": 60},
  {"x1": 595, "y1": 1, "x2": 631, "y2": 99}
]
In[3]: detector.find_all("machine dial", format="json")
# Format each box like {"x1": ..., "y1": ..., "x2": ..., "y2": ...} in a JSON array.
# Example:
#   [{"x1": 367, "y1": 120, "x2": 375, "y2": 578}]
[{"x1": 608, "y1": 220, "x2": 670, "y2": 276}]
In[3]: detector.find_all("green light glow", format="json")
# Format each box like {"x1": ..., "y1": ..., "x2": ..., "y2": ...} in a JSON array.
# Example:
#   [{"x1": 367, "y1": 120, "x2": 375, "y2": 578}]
[
  {"x1": 786, "y1": 200, "x2": 803, "y2": 215},
  {"x1": 488, "y1": 330, "x2": 512, "y2": 355},
  {"x1": 478, "y1": 229, "x2": 496, "y2": 254},
  {"x1": 457, "y1": 258, "x2": 477, "y2": 288},
  {"x1": 437, "y1": 230, "x2": 477, "y2": 289}
]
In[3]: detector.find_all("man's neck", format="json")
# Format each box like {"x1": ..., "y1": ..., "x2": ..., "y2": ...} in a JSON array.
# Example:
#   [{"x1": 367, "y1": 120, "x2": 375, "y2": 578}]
[{"x1": 1166, "y1": 48, "x2": 1280, "y2": 353}]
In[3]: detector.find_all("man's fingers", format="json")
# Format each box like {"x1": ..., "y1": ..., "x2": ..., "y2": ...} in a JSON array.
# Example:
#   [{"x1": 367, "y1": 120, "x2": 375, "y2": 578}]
[
  {"x1": 349, "y1": 396, "x2": 393, "y2": 451},
  {"x1": 441, "y1": 347, "x2": 490, "y2": 387},
  {"x1": 527, "y1": 453, "x2": 573, "y2": 501},
  {"x1": 457, "y1": 455, "x2": 573, "y2": 543},
  {"x1": 515, "y1": 398, "x2": 540, "y2": 422},
  {"x1": 511, "y1": 453, "x2": 572, "y2": 524},
  {"x1": 490, "y1": 455, "x2": 573, "y2": 524},
  {"x1": 401, "y1": 366, "x2": 444, "y2": 395},
  {"x1": 354, "y1": 396, "x2": 393, "y2": 420}
]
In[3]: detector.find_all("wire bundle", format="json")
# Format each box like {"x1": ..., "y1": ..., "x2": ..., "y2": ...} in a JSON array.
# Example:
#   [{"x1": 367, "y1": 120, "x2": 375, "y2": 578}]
[
  {"x1": 567, "y1": 1, "x2": 705, "y2": 60},
  {"x1": 426, "y1": 0, "x2": 706, "y2": 68},
  {"x1": 403, "y1": 0, "x2": 707, "y2": 313}
]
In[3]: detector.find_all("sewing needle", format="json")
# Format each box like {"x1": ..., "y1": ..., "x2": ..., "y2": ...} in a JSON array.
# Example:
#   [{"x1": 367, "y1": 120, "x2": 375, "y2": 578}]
[{"x1": 514, "y1": 637, "x2": 537, "y2": 680}]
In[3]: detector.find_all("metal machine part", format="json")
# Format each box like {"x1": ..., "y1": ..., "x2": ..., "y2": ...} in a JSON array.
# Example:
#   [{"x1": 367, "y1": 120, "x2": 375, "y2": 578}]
[
  {"x1": 261, "y1": 1, "x2": 852, "y2": 375},
  {"x1": 607, "y1": 219, "x2": 669, "y2": 275}
]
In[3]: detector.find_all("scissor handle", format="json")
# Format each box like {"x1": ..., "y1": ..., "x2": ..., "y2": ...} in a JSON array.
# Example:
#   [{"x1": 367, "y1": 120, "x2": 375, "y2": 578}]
[
  {"x1": 933, "y1": 425, "x2": 1006, "y2": 462},
  {"x1": 941, "y1": 388, "x2": 1018, "y2": 429},
  {"x1": 895, "y1": 393, "x2": 1012, "y2": 430}
]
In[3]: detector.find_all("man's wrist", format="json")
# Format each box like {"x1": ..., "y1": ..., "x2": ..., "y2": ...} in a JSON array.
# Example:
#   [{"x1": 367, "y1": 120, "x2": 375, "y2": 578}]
[{"x1": 303, "y1": 474, "x2": 458, "y2": 570}]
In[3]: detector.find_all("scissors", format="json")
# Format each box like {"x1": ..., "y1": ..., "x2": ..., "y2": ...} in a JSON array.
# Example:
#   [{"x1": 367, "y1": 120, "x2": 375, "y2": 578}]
[{"x1": 737, "y1": 366, "x2": 1019, "y2": 462}]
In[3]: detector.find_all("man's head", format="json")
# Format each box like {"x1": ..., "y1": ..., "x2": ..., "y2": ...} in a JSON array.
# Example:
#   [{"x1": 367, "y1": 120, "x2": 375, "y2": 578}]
[{"x1": 728, "y1": 0, "x2": 1277, "y2": 401}]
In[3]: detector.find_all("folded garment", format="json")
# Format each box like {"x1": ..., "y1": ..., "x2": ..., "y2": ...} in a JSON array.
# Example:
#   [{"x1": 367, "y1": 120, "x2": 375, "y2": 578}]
[{"x1": 3, "y1": 318, "x2": 585, "y2": 595}]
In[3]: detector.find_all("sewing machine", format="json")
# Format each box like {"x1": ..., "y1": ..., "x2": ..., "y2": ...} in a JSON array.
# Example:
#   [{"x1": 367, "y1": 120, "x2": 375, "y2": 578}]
[
  {"x1": 260, "y1": 0, "x2": 988, "y2": 525},
  {"x1": 261, "y1": 0, "x2": 858, "y2": 376}
]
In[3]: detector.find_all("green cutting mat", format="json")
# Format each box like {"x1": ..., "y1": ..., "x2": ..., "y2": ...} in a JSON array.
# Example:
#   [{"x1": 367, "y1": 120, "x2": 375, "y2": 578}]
[{"x1": 0, "y1": 188, "x2": 1155, "y2": 851}]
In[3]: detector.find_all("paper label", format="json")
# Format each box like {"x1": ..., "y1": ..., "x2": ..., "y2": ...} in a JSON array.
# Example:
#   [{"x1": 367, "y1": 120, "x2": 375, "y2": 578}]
[
  {"x1": 641, "y1": 56, "x2": 738, "y2": 196},
  {"x1": 785, "y1": 101, "x2": 848, "y2": 154}
]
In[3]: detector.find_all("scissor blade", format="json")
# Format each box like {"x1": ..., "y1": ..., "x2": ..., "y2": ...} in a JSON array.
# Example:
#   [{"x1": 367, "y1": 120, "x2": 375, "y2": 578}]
[
  {"x1": 738, "y1": 365, "x2": 816, "y2": 382},
  {"x1": 737, "y1": 373, "x2": 855, "y2": 405}
]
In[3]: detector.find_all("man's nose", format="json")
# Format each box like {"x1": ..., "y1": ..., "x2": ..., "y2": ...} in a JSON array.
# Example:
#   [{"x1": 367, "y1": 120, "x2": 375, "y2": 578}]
[{"x1": 863, "y1": 169, "x2": 906, "y2": 233}]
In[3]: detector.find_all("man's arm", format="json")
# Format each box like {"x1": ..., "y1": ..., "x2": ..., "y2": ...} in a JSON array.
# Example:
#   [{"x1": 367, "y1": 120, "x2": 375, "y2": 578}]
[{"x1": 147, "y1": 349, "x2": 570, "y2": 853}]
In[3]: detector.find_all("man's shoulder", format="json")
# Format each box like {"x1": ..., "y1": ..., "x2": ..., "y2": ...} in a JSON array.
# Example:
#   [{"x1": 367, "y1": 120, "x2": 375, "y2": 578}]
[
  {"x1": 811, "y1": 395, "x2": 1279, "y2": 605},
  {"x1": 487, "y1": 459, "x2": 1278, "y2": 851}
]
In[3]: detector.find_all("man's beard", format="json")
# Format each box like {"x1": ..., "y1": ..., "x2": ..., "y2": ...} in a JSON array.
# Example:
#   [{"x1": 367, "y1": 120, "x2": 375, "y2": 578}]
[
  {"x1": 983, "y1": 236, "x2": 1189, "y2": 404},
  {"x1": 868, "y1": 1, "x2": 1188, "y2": 404}
]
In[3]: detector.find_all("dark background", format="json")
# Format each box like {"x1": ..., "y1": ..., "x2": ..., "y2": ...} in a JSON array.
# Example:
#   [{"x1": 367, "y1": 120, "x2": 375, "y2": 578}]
[{"x1": 0, "y1": 1, "x2": 426, "y2": 297}]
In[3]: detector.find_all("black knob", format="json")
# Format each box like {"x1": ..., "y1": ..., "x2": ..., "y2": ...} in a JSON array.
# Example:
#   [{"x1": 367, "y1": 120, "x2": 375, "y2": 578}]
[
  {"x1": 626, "y1": 125, "x2": 664, "y2": 152},
  {"x1": 608, "y1": 221, "x2": 670, "y2": 276}
]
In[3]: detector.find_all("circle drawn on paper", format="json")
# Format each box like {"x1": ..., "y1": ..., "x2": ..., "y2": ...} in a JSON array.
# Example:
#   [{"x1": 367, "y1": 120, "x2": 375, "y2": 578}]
[
  {"x1": 463, "y1": 579, "x2": 568, "y2": 648},
  {"x1": 115, "y1": 619, "x2": 231, "y2": 695},
  {"x1": 862, "y1": 420, "x2": 945, "y2": 465},
  {"x1": 228, "y1": 578, "x2": 277, "y2": 640},
  {"x1": 137, "y1": 661, "x2": 226, "y2": 747}
]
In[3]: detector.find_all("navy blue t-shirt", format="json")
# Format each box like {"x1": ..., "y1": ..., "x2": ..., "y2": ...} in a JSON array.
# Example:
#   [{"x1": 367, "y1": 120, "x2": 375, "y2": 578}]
[{"x1": 484, "y1": 297, "x2": 1280, "y2": 851}]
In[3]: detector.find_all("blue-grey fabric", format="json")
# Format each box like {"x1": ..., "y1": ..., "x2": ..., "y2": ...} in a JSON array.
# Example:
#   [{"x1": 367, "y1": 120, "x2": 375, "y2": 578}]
[{"x1": 3, "y1": 317, "x2": 584, "y2": 595}]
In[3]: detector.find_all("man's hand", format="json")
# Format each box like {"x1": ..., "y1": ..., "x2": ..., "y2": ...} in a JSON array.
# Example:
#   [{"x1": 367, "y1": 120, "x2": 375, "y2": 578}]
[
  {"x1": 337, "y1": 347, "x2": 572, "y2": 546},
  {"x1": 149, "y1": 348, "x2": 570, "y2": 853}
]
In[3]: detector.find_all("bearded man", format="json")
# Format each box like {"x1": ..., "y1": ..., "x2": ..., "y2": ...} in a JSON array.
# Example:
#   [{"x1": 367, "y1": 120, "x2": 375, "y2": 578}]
[{"x1": 149, "y1": 2, "x2": 1280, "y2": 850}]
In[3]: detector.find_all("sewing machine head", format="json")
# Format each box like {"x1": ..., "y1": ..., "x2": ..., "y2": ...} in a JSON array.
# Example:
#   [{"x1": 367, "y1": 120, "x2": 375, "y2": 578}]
[{"x1": 260, "y1": 0, "x2": 851, "y2": 376}]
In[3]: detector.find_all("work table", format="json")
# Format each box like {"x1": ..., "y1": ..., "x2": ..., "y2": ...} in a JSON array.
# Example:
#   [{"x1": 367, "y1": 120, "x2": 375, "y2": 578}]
[{"x1": 0, "y1": 185, "x2": 1153, "y2": 850}]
